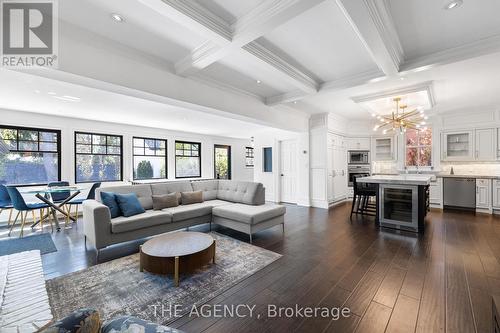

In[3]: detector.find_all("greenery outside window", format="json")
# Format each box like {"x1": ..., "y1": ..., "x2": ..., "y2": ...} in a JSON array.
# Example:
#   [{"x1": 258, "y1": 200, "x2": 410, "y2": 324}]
[
  {"x1": 175, "y1": 141, "x2": 201, "y2": 178},
  {"x1": 0, "y1": 125, "x2": 61, "y2": 185},
  {"x1": 75, "y1": 132, "x2": 122, "y2": 183},
  {"x1": 405, "y1": 128, "x2": 432, "y2": 167},
  {"x1": 133, "y1": 137, "x2": 167, "y2": 180}
]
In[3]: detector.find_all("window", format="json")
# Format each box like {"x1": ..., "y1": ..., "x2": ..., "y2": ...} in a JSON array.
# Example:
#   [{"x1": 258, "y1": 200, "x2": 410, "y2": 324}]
[
  {"x1": 406, "y1": 128, "x2": 432, "y2": 167},
  {"x1": 245, "y1": 147, "x2": 254, "y2": 167},
  {"x1": 175, "y1": 141, "x2": 201, "y2": 178},
  {"x1": 133, "y1": 137, "x2": 167, "y2": 180},
  {"x1": 75, "y1": 132, "x2": 122, "y2": 183},
  {"x1": 263, "y1": 147, "x2": 272, "y2": 172},
  {"x1": 0, "y1": 126, "x2": 60, "y2": 185},
  {"x1": 214, "y1": 144, "x2": 231, "y2": 179}
]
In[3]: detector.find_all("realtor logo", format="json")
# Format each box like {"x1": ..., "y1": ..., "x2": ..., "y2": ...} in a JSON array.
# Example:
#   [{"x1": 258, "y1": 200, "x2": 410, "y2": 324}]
[{"x1": 1, "y1": 0, "x2": 58, "y2": 67}]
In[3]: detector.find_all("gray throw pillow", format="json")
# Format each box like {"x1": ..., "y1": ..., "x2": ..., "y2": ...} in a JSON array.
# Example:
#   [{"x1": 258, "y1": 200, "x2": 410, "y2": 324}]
[
  {"x1": 152, "y1": 193, "x2": 179, "y2": 210},
  {"x1": 181, "y1": 191, "x2": 204, "y2": 205}
]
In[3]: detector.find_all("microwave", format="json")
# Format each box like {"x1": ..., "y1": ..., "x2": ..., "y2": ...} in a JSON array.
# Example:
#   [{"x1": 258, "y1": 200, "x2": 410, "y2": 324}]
[{"x1": 348, "y1": 151, "x2": 369, "y2": 164}]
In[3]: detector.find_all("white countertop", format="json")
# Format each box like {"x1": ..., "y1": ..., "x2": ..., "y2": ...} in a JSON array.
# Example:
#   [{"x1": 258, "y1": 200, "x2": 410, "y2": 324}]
[{"x1": 357, "y1": 174, "x2": 433, "y2": 185}]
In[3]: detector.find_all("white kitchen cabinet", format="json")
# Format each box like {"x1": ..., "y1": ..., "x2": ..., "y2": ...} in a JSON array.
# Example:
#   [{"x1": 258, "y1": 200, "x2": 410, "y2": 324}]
[
  {"x1": 346, "y1": 137, "x2": 370, "y2": 151},
  {"x1": 372, "y1": 136, "x2": 395, "y2": 161},
  {"x1": 429, "y1": 178, "x2": 442, "y2": 206},
  {"x1": 493, "y1": 179, "x2": 500, "y2": 208},
  {"x1": 327, "y1": 134, "x2": 348, "y2": 203},
  {"x1": 442, "y1": 130, "x2": 474, "y2": 161},
  {"x1": 475, "y1": 128, "x2": 496, "y2": 161},
  {"x1": 476, "y1": 178, "x2": 491, "y2": 209}
]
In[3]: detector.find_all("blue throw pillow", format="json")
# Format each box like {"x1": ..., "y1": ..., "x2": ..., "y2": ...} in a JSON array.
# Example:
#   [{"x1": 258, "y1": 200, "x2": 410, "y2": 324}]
[
  {"x1": 100, "y1": 192, "x2": 121, "y2": 218},
  {"x1": 115, "y1": 193, "x2": 145, "y2": 217}
]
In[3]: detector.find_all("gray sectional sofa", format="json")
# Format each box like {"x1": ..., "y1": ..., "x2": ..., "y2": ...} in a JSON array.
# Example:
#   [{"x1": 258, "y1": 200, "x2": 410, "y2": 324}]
[{"x1": 83, "y1": 180, "x2": 285, "y2": 257}]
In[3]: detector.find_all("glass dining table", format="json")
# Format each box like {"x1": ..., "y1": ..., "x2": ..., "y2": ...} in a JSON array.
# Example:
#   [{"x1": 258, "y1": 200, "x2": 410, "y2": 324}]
[{"x1": 20, "y1": 186, "x2": 85, "y2": 231}]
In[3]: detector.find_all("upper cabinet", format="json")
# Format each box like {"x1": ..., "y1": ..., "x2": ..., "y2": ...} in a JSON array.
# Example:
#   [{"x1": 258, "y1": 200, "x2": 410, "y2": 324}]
[
  {"x1": 372, "y1": 136, "x2": 396, "y2": 161},
  {"x1": 442, "y1": 130, "x2": 474, "y2": 161},
  {"x1": 346, "y1": 137, "x2": 370, "y2": 151},
  {"x1": 441, "y1": 128, "x2": 497, "y2": 162}
]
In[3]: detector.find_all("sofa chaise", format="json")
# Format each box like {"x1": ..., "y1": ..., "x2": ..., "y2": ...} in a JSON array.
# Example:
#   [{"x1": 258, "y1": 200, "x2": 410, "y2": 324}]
[{"x1": 83, "y1": 180, "x2": 285, "y2": 258}]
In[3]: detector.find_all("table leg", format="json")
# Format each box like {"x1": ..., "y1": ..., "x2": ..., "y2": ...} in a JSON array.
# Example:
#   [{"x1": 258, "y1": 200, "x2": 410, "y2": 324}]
[
  {"x1": 31, "y1": 192, "x2": 80, "y2": 230},
  {"x1": 212, "y1": 240, "x2": 216, "y2": 264},
  {"x1": 174, "y1": 256, "x2": 179, "y2": 287},
  {"x1": 139, "y1": 245, "x2": 143, "y2": 272}
]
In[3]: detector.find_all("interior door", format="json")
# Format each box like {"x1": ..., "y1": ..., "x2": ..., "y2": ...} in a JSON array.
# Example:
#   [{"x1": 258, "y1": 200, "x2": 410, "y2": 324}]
[
  {"x1": 280, "y1": 140, "x2": 297, "y2": 204},
  {"x1": 214, "y1": 145, "x2": 231, "y2": 179}
]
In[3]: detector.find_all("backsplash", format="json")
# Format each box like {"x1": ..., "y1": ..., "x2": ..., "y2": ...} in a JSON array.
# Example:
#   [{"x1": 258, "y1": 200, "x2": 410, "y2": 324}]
[
  {"x1": 372, "y1": 161, "x2": 398, "y2": 174},
  {"x1": 440, "y1": 163, "x2": 500, "y2": 176}
]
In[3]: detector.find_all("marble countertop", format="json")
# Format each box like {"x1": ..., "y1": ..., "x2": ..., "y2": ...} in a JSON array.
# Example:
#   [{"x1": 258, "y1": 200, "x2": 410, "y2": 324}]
[
  {"x1": 436, "y1": 174, "x2": 500, "y2": 179},
  {"x1": 357, "y1": 174, "x2": 433, "y2": 185}
]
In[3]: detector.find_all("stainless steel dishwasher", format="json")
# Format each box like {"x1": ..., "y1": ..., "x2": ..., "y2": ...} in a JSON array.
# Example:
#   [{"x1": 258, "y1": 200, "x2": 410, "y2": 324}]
[{"x1": 443, "y1": 177, "x2": 476, "y2": 211}]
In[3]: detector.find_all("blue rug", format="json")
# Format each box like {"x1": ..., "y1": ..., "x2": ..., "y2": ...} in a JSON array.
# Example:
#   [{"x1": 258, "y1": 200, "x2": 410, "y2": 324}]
[{"x1": 0, "y1": 233, "x2": 57, "y2": 256}]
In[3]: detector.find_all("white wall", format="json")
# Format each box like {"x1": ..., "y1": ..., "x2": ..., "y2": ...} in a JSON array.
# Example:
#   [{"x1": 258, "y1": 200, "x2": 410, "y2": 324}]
[{"x1": 0, "y1": 109, "x2": 253, "y2": 186}]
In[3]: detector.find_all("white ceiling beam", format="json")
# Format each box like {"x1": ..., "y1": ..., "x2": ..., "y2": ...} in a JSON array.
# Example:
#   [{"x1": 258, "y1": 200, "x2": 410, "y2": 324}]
[
  {"x1": 265, "y1": 69, "x2": 385, "y2": 105},
  {"x1": 336, "y1": 0, "x2": 403, "y2": 76}
]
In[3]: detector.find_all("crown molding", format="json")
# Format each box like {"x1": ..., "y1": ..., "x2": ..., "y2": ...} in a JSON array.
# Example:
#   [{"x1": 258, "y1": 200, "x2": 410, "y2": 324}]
[
  {"x1": 191, "y1": 73, "x2": 264, "y2": 102},
  {"x1": 351, "y1": 80, "x2": 436, "y2": 107},
  {"x1": 400, "y1": 34, "x2": 500, "y2": 73}
]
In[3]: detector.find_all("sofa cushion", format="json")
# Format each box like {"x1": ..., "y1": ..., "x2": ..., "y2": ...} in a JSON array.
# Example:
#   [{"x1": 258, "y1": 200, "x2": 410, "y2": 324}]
[
  {"x1": 96, "y1": 185, "x2": 153, "y2": 210},
  {"x1": 212, "y1": 203, "x2": 286, "y2": 225},
  {"x1": 102, "y1": 316, "x2": 184, "y2": 333},
  {"x1": 152, "y1": 193, "x2": 179, "y2": 210},
  {"x1": 151, "y1": 181, "x2": 192, "y2": 204},
  {"x1": 100, "y1": 192, "x2": 121, "y2": 218},
  {"x1": 115, "y1": 193, "x2": 145, "y2": 217},
  {"x1": 216, "y1": 180, "x2": 265, "y2": 205},
  {"x1": 163, "y1": 203, "x2": 212, "y2": 222},
  {"x1": 191, "y1": 180, "x2": 219, "y2": 200},
  {"x1": 111, "y1": 210, "x2": 172, "y2": 233},
  {"x1": 181, "y1": 191, "x2": 203, "y2": 205},
  {"x1": 202, "y1": 199, "x2": 232, "y2": 208}
]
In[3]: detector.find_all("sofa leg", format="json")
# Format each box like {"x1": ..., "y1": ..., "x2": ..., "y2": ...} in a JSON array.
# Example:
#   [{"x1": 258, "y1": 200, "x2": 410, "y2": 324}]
[
  {"x1": 249, "y1": 233, "x2": 253, "y2": 244},
  {"x1": 282, "y1": 223, "x2": 285, "y2": 234},
  {"x1": 96, "y1": 249, "x2": 100, "y2": 264},
  {"x1": 84, "y1": 235, "x2": 87, "y2": 248}
]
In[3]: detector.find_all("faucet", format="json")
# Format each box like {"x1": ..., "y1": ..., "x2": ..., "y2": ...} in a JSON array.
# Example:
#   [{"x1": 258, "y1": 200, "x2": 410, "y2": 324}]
[{"x1": 416, "y1": 165, "x2": 420, "y2": 174}]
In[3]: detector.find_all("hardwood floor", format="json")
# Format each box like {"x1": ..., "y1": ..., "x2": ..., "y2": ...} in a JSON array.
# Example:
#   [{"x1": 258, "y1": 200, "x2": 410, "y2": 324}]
[{"x1": 3, "y1": 202, "x2": 500, "y2": 332}]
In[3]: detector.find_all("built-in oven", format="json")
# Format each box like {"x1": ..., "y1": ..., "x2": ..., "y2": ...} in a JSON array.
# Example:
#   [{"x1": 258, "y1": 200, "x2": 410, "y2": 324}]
[
  {"x1": 348, "y1": 150, "x2": 370, "y2": 164},
  {"x1": 348, "y1": 165, "x2": 371, "y2": 187}
]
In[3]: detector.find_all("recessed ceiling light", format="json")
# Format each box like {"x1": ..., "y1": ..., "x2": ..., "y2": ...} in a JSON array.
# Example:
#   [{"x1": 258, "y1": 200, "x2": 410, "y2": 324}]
[
  {"x1": 444, "y1": 0, "x2": 463, "y2": 10},
  {"x1": 256, "y1": 80, "x2": 262, "y2": 84},
  {"x1": 111, "y1": 13, "x2": 124, "y2": 22},
  {"x1": 47, "y1": 91, "x2": 56, "y2": 95},
  {"x1": 399, "y1": 77, "x2": 406, "y2": 81},
  {"x1": 293, "y1": 101, "x2": 297, "y2": 104}
]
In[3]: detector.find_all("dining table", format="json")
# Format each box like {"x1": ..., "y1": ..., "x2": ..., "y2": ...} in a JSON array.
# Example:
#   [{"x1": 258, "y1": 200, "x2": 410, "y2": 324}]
[{"x1": 20, "y1": 186, "x2": 85, "y2": 231}]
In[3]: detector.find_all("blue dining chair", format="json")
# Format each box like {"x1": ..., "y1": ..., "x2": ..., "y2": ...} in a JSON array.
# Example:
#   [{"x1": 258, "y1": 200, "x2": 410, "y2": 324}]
[
  {"x1": 6, "y1": 186, "x2": 53, "y2": 237},
  {"x1": 0, "y1": 184, "x2": 15, "y2": 226},
  {"x1": 66, "y1": 182, "x2": 101, "y2": 222},
  {"x1": 47, "y1": 181, "x2": 72, "y2": 226}
]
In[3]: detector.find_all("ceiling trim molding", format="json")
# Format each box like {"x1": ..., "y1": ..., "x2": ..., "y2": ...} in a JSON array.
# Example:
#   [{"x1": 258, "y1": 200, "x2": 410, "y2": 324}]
[
  {"x1": 265, "y1": 68, "x2": 385, "y2": 106},
  {"x1": 336, "y1": 0, "x2": 402, "y2": 76},
  {"x1": 243, "y1": 42, "x2": 318, "y2": 94},
  {"x1": 400, "y1": 34, "x2": 500, "y2": 73},
  {"x1": 351, "y1": 80, "x2": 436, "y2": 107},
  {"x1": 191, "y1": 73, "x2": 264, "y2": 102}
]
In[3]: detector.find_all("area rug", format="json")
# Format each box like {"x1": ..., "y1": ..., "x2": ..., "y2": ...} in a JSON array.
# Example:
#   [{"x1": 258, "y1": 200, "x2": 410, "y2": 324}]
[
  {"x1": 46, "y1": 232, "x2": 281, "y2": 325},
  {"x1": 0, "y1": 233, "x2": 57, "y2": 256}
]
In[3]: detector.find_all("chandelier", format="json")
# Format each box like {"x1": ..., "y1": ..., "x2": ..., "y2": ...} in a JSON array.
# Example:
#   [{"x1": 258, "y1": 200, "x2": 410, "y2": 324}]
[{"x1": 372, "y1": 97, "x2": 428, "y2": 134}]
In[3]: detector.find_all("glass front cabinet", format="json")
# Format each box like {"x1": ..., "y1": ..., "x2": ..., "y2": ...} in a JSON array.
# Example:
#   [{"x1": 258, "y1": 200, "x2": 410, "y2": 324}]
[
  {"x1": 441, "y1": 130, "x2": 474, "y2": 161},
  {"x1": 372, "y1": 136, "x2": 395, "y2": 161}
]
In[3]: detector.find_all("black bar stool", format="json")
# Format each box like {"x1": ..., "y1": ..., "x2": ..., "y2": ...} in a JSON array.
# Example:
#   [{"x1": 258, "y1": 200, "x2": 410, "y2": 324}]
[{"x1": 350, "y1": 175, "x2": 377, "y2": 220}]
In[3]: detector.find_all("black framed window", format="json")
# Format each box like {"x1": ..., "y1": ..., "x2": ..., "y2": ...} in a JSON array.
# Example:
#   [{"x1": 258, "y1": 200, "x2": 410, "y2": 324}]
[
  {"x1": 0, "y1": 125, "x2": 61, "y2": 185},
  {"x1": 245, "y1": 147, "x2": 254, "y2": 167},
  {"x1": 214, "y1": 144, "x2": 231, "y2": 179},
  {"x1": 175, "y1": 141, "x2": 201, "y2": 178},
  {"x1": 75, "y1": 132, "x2": 122, "y2": 183},
  {"x1": 263, "y1": 147, "x2": 272, "y2": 172},
  {"x1": 133, "y1": 137, "x2": 167, "y2": 180}
]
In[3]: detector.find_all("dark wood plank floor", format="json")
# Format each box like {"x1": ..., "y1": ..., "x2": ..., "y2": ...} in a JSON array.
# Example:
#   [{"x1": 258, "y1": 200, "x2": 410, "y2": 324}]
[{"x1": 3, "y1": 202, "x2": 500, "y2": 333}]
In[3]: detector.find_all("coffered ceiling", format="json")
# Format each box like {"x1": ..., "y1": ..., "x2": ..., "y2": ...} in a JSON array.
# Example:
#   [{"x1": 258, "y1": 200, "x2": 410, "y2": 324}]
[{"x1": 4, "y1": 0, "x2": 500, "y2": 131}]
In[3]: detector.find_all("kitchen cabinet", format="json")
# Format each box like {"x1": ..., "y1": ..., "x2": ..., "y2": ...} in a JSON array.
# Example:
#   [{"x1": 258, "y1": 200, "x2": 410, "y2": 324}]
[
  {"x1": 327, "y1": 134, "x2": 348, "y2": 203},
  {"x1": 347, "y1": 137, "x2": 370, "y2": 151},
  {"x1": 476, "y1": 178, "x2": 491, "y2": 209},
  {"x1": 442, "y1": 130, "x2": 474, "y2": 161},
  {"x1": 429, "y1": 178, "x2": 442, "y2": 206},
  {"x1": 372, "y1": 136, "x2": 395, "y2": 161},
  {"x1": 493, "y1": 179, "x2": 500, "y2": 208},
  {"x1": 475, "y1": 128, "x2": 496, "y2": 161}
]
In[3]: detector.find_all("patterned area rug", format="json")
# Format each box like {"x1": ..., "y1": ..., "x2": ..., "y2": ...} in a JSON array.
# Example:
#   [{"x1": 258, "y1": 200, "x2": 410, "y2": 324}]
[
  {"x1": 46, "y1": 232, "x2": 281, "y2": 325},
  {"x1": 0, "y1": 233, "x2": 57, "y2": 256}
]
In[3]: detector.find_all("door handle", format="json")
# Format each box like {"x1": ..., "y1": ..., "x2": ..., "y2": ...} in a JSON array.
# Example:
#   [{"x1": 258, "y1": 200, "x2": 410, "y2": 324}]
[{"x1": 280, "y1": 174, "x2": 284, "y2": 177}]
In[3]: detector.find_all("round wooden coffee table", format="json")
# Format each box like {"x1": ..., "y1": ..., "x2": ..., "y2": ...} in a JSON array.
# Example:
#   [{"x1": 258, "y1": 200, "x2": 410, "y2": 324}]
[{"x1": 139, "y1": 232, "x2": 216, "y2": 286}]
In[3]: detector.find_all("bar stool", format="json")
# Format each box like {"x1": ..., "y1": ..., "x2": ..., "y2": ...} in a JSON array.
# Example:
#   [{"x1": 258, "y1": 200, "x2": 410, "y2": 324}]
[{"x1": 350, "y1": 175, "x2": 377, "y2": 220}]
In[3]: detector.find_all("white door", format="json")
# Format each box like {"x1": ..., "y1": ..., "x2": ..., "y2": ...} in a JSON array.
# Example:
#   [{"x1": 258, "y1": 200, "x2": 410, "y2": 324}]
[
  {"x1": 280, "y1": 140, "x2": 297, "y2": 203},
  {"x1": 333, "y1": 145, "x2": 348, "y2": 201},
  {"x1": 327, "y1": 146, "x2": 334, "y2": 202},
  {"x1": 475, "y1": 129, "x2": 495, "y2": 161}
]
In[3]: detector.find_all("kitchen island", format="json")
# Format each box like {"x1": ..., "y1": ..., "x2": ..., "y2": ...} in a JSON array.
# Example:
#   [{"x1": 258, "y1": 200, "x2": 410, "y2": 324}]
[{"x1": 357, "y1": 175, "x2": 433, "y2": 233}]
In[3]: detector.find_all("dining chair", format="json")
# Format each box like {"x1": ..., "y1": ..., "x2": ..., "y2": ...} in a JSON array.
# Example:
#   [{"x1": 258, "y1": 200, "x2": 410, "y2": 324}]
[
  {"x1": 66, "y1": 182, "x2": 101, "y2": 222},
  {"x1": 0, "y1": 184, "x2": 15, "y2": 226},
  {"x1": 47, "y1": 181, "x2": 71, "y2": 225},
  {"x1": 6, "y1": 186, "x2": 53, "y2": 237}
]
